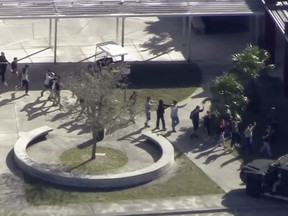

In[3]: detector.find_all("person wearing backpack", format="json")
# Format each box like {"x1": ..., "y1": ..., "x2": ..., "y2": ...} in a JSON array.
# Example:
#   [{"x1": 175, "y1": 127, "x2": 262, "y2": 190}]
[{"x1": 190, "y1": 105, "x2": 204, "y2": 138}]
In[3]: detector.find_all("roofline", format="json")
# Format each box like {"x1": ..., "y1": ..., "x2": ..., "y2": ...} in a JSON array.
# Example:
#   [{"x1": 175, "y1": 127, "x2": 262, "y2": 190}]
[{"x1": 0, "y1": 11, "x2": 264, "y2": 20}]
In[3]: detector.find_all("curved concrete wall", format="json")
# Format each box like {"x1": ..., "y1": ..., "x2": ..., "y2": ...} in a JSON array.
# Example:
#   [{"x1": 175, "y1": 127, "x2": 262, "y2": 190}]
[{"x1": 14, "y1": 126, "x2": 175, "y2": 189}]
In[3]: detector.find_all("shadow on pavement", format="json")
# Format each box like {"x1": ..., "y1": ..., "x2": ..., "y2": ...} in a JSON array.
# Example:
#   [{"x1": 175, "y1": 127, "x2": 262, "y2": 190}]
[
  {"x1": 5, "y1": 150, "x2": 23, "y2": 178},
  {"x1": 0, "y1": 92, "x2": 26, "y2": 107},
  {"x1": 221, "y1": 189, "x2": 286, "y2": 209},
  {"x1": 135, "y1": 141, "x2": 162, "y2": 162}
]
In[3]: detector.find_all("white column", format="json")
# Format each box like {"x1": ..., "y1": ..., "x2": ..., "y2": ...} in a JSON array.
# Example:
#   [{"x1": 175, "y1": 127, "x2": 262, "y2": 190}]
[
  {"x1": 116, "y1": 17, "x2": 119, "y2": 43},
  {"x1": 53, "y1": 18, "x2": 58, "y2": 64},
  {"x1": 187, "y1": 16, "x2": 192, "y2": 62},
  {"x1": 121, "y1": 17, "x2": 125, "y2": 61}
]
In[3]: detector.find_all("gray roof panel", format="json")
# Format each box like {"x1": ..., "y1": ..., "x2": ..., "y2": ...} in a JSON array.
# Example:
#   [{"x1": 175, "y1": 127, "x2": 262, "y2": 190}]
[{"x1": 0, "y1": 0, "x2": 264, "y2": 19}]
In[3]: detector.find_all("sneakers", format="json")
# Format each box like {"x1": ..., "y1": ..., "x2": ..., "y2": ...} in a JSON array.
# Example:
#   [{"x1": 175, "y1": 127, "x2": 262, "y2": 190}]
[
  {"x1": 144, "y1": 123, "x2": 150, "y2": 127},
  {"x1": 217, "y1": 144, "x2": 226, "y2": 149}
]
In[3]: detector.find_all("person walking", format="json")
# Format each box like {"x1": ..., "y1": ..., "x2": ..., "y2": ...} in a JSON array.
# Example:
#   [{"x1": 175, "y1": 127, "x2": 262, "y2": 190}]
[
  {"x1": 230, "y1": 117, "x2": 241, "y2": 149},
  {"x1": 217, "y1": 118, "x2": 227, "y2": 149},
  {"x1": 267, "y1": 107, "x2": 278, "y2": 145},
  {"x1": 170, "y1": 100, "x2": 186, "y2": 132},
  {"x1": 40, "y1": 69, "x2": 55, "y2": 98},
  {"x1": 128, "y1": 91, "x2": 137, "y2": 122},
  {"x1": 16, "y1": 65, "x2": 30, "y2": 95},
  {"x1": 144, "y1": 96, "x2": 153, "y2": 127},
  {"x1": 242, "y1": 122, "x2": 257, "y2": 154},
  {"x1": 10, "y1": 57, "x2": 18, "y2": 74},
  {"x1": 156, "y1": 99, "x2": 170, "y2": 131},
  {"x1": 203, "y1": 111, "x2": 213, "y2": 137},
  {"x1": 51, "y1": 75, "x2": 61, "y2": 107},
  {"x1": 190, "y1": 105, "x2": 204, "y2": 138},
  {"x1": 259, "y1": 125, "x2": 273, "y2": 157},
  {"x1": 0, "y1": 52, "x2": 9, "y2": 86}
]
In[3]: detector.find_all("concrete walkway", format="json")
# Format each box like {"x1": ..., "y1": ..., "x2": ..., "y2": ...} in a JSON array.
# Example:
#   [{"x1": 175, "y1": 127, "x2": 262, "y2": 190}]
[
  {"x1": 1, "y1": 63, "x2": 287, "y2": 216},
  {"x1": 1, "y1": 17, "x2": 288, "y2": 215}
]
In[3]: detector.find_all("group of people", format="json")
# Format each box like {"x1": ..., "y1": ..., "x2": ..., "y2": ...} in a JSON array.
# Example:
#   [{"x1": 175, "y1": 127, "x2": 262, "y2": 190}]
[
  {"x1": 40, "y1": 70, "x2": 61, "y2": 107},
  {"x1": 0, "y1": 52, "x2": 30, "y2": 95},
  {"x1": 130, "y1": 93, "x2": 278, "y2": 158},
  {"x1": 0, "y1": 51, "x2": 62, "y2": 107},
  {"x1": 128, "y1": 94, "x2": 187, "y2": 132},
  {"x1": 199, "y1": 105, "x2": 278, "y2": 157}
]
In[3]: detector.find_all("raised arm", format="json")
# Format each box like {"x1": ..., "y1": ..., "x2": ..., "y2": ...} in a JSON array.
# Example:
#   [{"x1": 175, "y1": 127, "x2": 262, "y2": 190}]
[{"x1": 177, "y1": 103, "x2": 187, "y2": 109}]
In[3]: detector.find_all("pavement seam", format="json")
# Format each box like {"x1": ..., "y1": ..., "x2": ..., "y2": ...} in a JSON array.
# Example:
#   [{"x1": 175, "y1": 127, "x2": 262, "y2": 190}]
[
  {"x1": 94, "y1": 202, "x2": 288, "y2": 216},
  {"x1": 14, "y1": 102, "x2": 20, "y2": 138}
]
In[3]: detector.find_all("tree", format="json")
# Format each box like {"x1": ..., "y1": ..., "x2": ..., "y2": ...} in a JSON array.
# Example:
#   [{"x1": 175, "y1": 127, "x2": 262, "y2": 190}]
[
  {"x1": 209, "y1": 73, "x2": 247, "y2": 116},
  {"x1": 62, "y1": 62, "x2": 130, "y2": 159},
  {"x1": 231, "y1": 44, "x2": 274, "y2": 112},
  {"x1": 231, "y1": 44, "x2": 272, "y2": 81},
  {"x1": 207, "y1": 45, "x2": 274, "y2": 116}
]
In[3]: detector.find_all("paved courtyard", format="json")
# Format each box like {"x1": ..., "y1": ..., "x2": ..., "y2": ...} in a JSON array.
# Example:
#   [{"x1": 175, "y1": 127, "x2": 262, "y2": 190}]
[{"x1": 1, "y1": 17, "x2": 286, "y2": 215}]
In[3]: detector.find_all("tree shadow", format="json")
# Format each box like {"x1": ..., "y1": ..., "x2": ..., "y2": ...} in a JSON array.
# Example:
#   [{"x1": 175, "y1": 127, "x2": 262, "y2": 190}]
[
  {"x1": 142, "y1": 17, "x2": 185, "y2": 57},
  {"x1": 77, "y1": 139, "x2": 93, "y2": 149},
  {"x1": 65, "y1": 158, "x2": 93, "y2": 173}
]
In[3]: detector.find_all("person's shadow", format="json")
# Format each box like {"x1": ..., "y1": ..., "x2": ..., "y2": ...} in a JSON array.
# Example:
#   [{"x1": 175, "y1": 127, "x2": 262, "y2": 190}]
[
  {"x1": 20, "y1": 96, "x2": 58, "y2": 121},
  {"x1": 0, "y1": 92, "x2": 26, "y2": 107}
]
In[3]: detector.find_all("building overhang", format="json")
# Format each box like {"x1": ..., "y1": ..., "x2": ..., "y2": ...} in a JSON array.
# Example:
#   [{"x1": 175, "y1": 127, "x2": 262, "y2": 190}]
[
  {"x1": 262, "y1": 0, "x2": 288, "y2": 36},
  {"x1": 0, "y1": 0, "x2": 264, "y2": 20}
]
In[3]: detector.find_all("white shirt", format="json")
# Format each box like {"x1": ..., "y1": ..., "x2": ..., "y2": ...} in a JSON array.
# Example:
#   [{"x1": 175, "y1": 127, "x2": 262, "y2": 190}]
[
  {"x1": 244, "y1": 127, "x2": 253, "y2": 138},
  {"x1": 170, "y1": 105, "x2": 178, "y2": 117},
  {"x1": 44, "y1": 73, "x2": 54, "y2": 85}
]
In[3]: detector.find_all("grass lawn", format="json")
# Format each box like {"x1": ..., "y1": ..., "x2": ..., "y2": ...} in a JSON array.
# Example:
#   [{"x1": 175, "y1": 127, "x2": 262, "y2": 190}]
[
  {"x1": 60, "y1": 147, "x2": 128, "y2": 175},
  {"x1": 23, "y1": 62, "x2": 224, "y2": 205},
  {"x1": 126, "y1": 62, "x2": 202, "y2": 114},
  {"x1": 25, "y1": 150, "x2": 223, "y2": 205}
]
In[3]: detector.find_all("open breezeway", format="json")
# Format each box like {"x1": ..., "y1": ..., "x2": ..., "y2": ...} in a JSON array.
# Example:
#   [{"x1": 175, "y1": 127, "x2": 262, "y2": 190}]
[{"x1": 0, "y1": 0, "x2": 264, "y2": 63}]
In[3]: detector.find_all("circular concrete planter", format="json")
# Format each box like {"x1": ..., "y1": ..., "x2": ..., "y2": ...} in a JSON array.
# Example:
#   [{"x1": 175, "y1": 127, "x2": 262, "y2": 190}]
[{"x1": 14, "y1": 126, "x2": 174, "y2": 189}]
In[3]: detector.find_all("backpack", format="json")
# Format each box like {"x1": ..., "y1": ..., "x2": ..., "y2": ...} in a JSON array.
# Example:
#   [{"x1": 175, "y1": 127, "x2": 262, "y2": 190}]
[{"x1": 189, "y1": 111, "x2": 194, "y2": 120}]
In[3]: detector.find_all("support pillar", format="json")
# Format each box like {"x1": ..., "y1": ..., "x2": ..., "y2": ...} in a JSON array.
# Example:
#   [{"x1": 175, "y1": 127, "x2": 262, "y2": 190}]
[
  {"x1": 121, "y1": 17, "x2": 125, "y2": 61},
  {"x1": 53, "y1": 18, "x2": 58, "y2": 64},
  {"x1": 116, "y1": 17, "x2": 119, "y2": 43},
  {"x1": 284, "y1": 40, "x2": 288, "y2": 97},
  {"x1": 187, "y1": 16, "x2": 192, "y2": 62},
  {"x1": 182, "y1": 17, "x2": 187, "y2": 41},
  {"x1": 250, "y1": 15, "x2": 261, "y2": 46},
  {"x1": 49, "y1": 18, "x2": 52, "y2": 47},
  {"x1": 264, "y1": 11, "x2": 276, "y2": 64}
]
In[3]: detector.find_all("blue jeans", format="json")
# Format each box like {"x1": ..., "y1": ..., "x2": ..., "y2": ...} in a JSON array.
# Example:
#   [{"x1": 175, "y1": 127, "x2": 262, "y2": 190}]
[
  {"x1": 171, "y1": 116, "x2": 179, "y2": 131},
  {"x1": 243, "y1": 137, "x2": 253, "y2": 154}
]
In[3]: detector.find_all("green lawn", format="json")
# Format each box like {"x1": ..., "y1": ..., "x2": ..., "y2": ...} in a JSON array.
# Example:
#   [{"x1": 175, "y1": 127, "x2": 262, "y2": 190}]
[
  {"x1": 24, "y1": 62, "x2": 224, "y2": 205},
  {"x1": 25, "y1": 150, "x2": 223, "y2": 205},
  {"x1": 60, "y1": 147, "x2": 128, "y2": 175}
]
